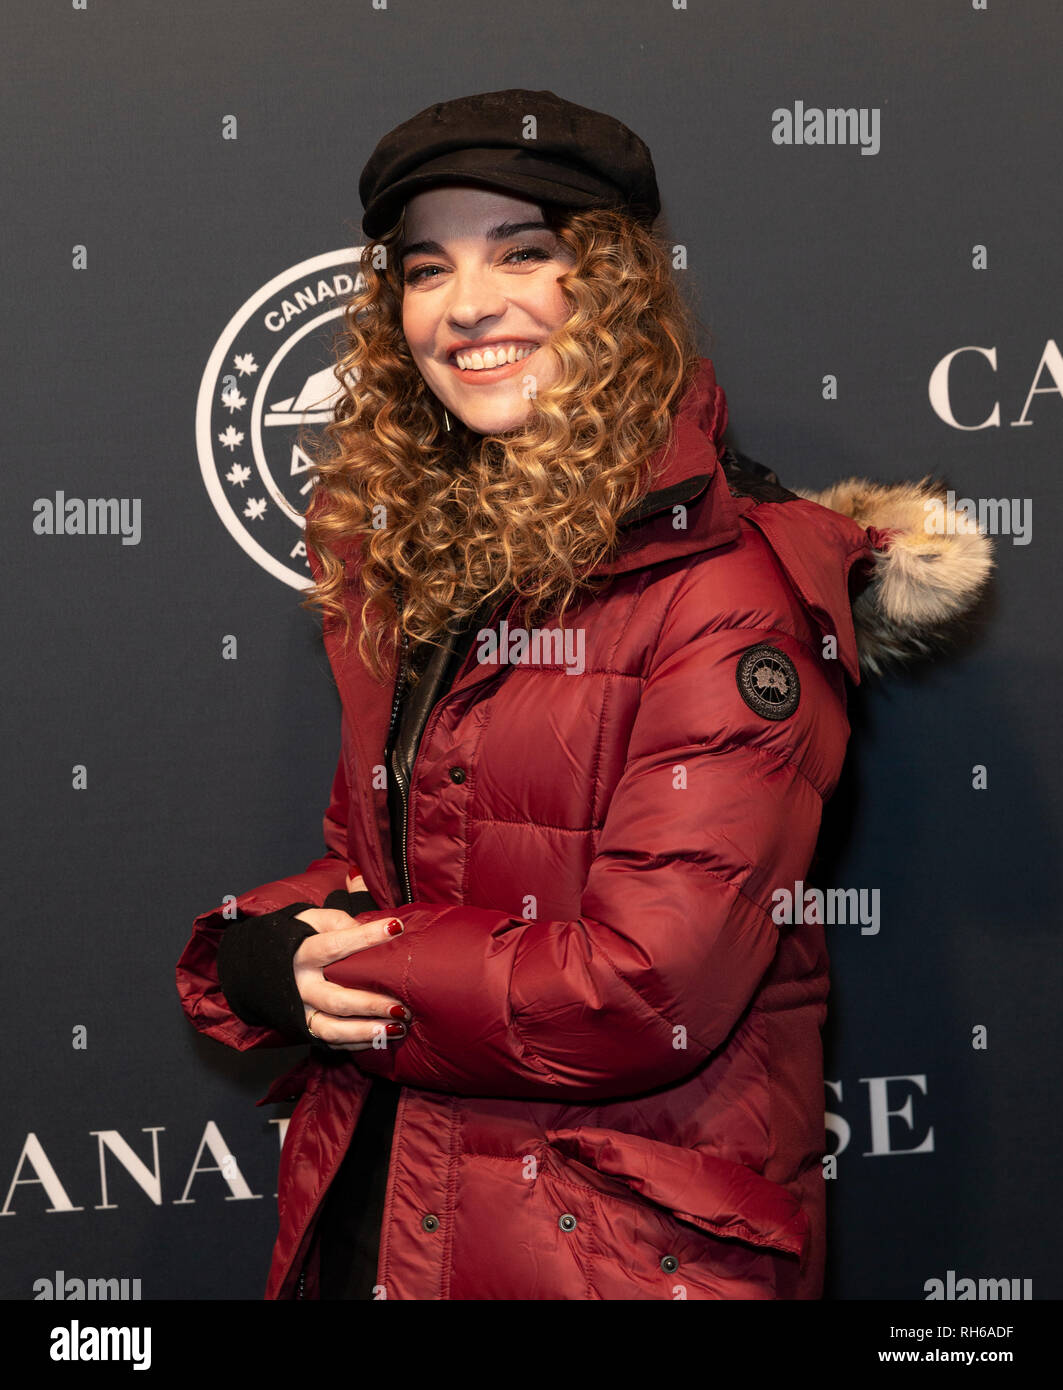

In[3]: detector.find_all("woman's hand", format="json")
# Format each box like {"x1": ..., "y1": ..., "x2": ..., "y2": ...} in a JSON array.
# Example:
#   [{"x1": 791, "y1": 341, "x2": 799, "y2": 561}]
[{"x1": 291, "y1": 873, "x2": 411, "y2": 1051}]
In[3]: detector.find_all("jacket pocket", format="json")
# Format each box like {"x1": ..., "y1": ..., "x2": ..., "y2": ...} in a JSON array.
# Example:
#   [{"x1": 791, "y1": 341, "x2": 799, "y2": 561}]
[{"x1": 544, "y1": 1126, "x2": 808, "y2": 1258}]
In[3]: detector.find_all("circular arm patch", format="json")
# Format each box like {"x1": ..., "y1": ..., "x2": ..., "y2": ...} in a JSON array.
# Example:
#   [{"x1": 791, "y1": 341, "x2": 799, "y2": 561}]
[{"x1": 735, "y1": 644, "x2": 801, "y2": 720}]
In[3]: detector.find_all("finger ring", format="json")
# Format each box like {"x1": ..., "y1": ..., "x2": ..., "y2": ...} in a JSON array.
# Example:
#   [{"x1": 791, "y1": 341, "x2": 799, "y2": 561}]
[{"x1": 306, "y1": 1009, "x2": 321, "y2": 1039}]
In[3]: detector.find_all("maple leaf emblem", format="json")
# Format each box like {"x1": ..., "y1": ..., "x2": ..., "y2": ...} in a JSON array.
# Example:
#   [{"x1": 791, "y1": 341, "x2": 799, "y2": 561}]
[
  {"x1": 755, "y1": 664, "x2": 789, "y2": 695},
  {"x1": 754, "y1": 663, "x2": 789, "y2": 695},
  {"x1": 226, "y1": 462, "x2": 252, "y2": 487},
  {"x1": 233, "y1": 352, "x2": 258, "y2": 376},
  {"x1": 218, "y1": 425, "x2": 244, "y2": 452},
  {"x1": 244, "y1": 497, "x2": 268, "y2": 521},
  {"x1": 221, "y1": 385, "x2": 247, "y2": 413}
]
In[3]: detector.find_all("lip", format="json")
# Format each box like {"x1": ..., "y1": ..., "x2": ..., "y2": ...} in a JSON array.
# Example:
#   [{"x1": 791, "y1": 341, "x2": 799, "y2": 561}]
[{"x1": 446, "y1": 343, "x2": 539, "y2": 384}]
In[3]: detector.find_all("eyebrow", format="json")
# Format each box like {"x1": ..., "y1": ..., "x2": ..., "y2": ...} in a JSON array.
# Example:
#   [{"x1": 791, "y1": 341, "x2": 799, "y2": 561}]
[{"x1": 399, "y1": 220, "x2": 552, "y2": 261}]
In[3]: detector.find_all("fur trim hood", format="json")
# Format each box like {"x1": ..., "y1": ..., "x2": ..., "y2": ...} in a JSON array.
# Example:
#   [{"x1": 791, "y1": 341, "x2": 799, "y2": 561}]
[
  {"x1": 793, "y1": 476, "x2": 995, "y2": 678},
  {"x1": 604, "y1": 361, "x2": 996, "y2": 682}
]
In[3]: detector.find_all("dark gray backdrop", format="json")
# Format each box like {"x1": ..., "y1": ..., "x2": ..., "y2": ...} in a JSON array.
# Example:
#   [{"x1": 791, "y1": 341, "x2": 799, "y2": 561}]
[{"x1": 2, "y1": 0, "x2": 1059, "y2": 1300}]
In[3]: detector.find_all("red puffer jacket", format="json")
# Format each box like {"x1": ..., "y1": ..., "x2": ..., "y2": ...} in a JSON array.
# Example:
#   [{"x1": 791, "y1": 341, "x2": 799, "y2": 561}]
[{"x1": 176, "y1": 358, "x2": 989, "y2": 1300}]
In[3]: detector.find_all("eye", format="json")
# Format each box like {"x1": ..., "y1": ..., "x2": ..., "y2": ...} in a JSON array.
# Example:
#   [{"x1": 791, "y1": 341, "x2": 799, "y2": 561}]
[
  {"x1": 502, "y1": 246, "x2": 552, "y2": 267},
  {"x1": 403, "y1": 262, "x2": 442, "y2": 286},
  {"x1": 403, "y1": 245, "x2": 554, "y2": 287}
]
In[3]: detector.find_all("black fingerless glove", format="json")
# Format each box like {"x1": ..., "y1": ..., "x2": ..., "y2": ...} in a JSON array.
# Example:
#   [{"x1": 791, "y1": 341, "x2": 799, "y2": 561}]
[
  {"x1": 216, "y1": 887, "x2": 382, "y2": 1043},
  {"x1": 340, "y1": 889, "x2": 380, "y2": 918}
]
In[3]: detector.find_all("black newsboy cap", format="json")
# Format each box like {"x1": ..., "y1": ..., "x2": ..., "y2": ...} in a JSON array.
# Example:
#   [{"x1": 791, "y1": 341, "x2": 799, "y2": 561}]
[{"x1": 359, "y1": 88, "x2": 660, "y2": 239}]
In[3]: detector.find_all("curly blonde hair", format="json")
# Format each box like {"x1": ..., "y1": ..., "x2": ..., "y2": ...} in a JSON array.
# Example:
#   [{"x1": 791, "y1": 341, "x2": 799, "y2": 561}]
[{"x1": 299, "y1": 202, "x2": 704, "y2": 686}]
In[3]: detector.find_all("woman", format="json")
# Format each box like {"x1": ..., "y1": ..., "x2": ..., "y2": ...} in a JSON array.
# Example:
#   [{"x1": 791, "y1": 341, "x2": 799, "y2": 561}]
[{"x1": 176, "y1": 89, "x2": 992, "y2": 1300}]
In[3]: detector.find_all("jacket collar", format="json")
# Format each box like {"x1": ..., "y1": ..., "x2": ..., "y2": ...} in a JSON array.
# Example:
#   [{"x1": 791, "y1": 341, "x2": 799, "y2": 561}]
[
  {"x1": 593, "y1": 358, "x2": 743, "y2": 576},
  {"x1": 596, "y1": 362, "x2": 873, "y2": 686}
]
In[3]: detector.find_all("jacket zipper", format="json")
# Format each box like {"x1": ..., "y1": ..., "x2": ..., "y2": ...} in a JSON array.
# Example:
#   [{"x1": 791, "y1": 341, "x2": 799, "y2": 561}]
[
  {"x1": 388, "y1": 585, "x2": 414, "y2": 905},
  {"x1": 296, "y1": 1268, "x2": 306, "y2": 1300},
  {"x1": 394, "y1": 751, "x2": 413, "y2": 905}
]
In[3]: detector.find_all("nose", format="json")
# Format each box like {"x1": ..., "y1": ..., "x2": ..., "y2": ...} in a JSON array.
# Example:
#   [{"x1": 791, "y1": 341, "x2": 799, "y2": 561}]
[{"x1": 443, "y1": 259, "x2": 508, "y2": 330}]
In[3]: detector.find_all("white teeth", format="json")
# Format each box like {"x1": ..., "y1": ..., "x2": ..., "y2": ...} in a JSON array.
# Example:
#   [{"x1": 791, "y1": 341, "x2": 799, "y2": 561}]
[{"x1": 454, "y1": 344, "x2": 537, "y2": 371}]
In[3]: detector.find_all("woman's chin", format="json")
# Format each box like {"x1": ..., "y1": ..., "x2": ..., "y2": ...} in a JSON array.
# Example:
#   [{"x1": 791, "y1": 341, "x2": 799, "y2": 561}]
[{"x1": 451, "y1": 405, "x2": 532, "y2": 437}]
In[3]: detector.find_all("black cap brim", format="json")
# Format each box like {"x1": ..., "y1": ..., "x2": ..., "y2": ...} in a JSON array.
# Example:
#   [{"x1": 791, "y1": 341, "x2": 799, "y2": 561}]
[{"x1": 361, "y1": 146, "x2": 626, "y2": 239}]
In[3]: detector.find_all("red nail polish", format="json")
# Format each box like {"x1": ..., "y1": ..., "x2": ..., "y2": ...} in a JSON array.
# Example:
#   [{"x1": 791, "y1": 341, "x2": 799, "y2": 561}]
[
  {"x1": 386, "y1": 918, "x2": 404, "y2": 935},
  {"x1": 388, "y1": 1004, "x2": 407, "y2": 1019},
  {"x1": 385, "y1": 1022, "x2": 406, "y2": 1036}
]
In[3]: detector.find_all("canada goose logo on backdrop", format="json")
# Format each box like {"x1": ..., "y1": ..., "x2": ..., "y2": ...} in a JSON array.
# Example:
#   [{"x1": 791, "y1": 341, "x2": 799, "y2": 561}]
[
  {"x1": 928, "y1": 340, "x2": 1063, "y2": 430},
  {"x1": 196, "y1": 248, "x2": 365, "y2": 589}
]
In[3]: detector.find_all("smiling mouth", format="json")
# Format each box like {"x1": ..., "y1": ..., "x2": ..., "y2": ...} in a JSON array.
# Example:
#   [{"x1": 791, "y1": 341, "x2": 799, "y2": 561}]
[{"x1": 449, "y1": 343, "x2": 540, "y2": 373}]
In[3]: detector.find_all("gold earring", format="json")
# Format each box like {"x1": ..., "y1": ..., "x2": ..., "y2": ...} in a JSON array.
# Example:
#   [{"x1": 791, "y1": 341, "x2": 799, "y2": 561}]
[{"x1": 443, "y1": 407, "x2": 452, "y2": 432}]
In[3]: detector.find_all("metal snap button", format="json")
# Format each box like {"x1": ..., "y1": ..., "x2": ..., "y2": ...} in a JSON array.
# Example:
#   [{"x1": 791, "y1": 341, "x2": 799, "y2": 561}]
[
  {"x1": 558, "y1": 1213, "x2": 577, "y2": 1232},
  {"x1": 421, "y1": 1214, "x2": 439, "y2": 1233},
  {"x1": 449, "y1": 767, "x2": 466, "y2": 783},
  {"x1": 661, "y1": 1254, "x2": 679, "y2": 1273}
]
